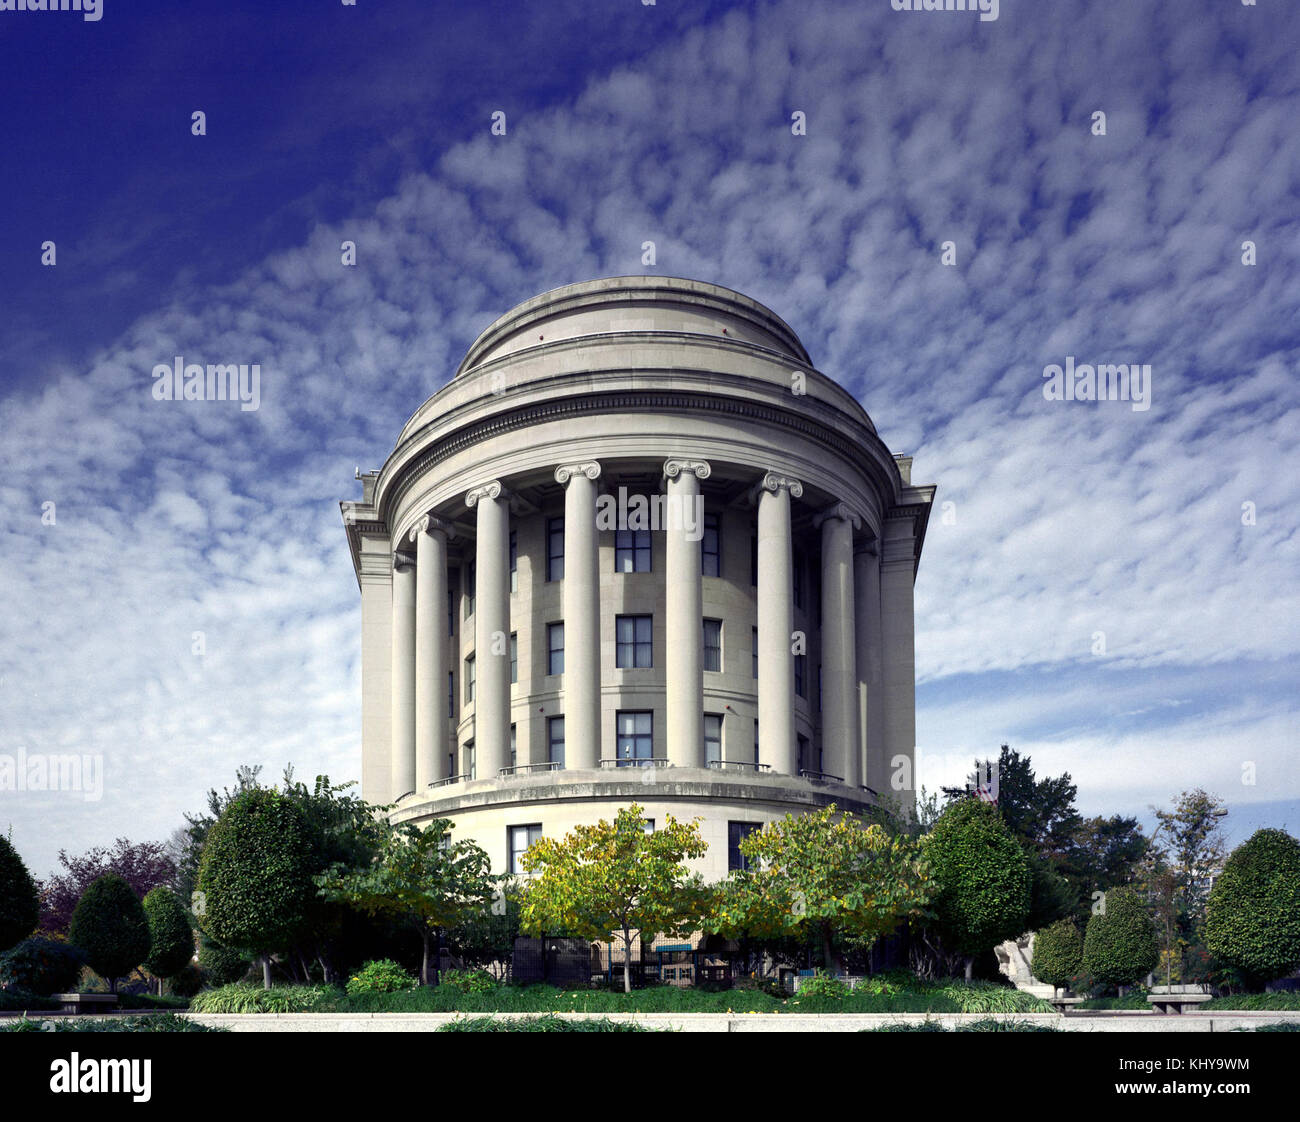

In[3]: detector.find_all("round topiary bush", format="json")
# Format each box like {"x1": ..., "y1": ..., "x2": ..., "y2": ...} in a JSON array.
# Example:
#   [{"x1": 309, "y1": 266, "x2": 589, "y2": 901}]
[
  {"x1": 142, "y1": 887, "x2": 194, "y2": 988},
  {"x1": 1082, "y1": 886, "x2": 1159, "y2": 987},
  {"x1": 1031, "y1": 919, "x2": 1083, "y2": 993},
  {"x1": 345, "y1": 958, "x2": 417, "y2": 995},
  {"x1": 68, "y1": 873, "x2": 151, "y2": 993},
  {"x1": 0, "y1": 936, "x2": 86, "y2": 995},
  {"x1": 923, "y1": 799, "x2": 1032, "y2": 974},
  {"x1": 0, "y1": 834, "x2": 40, "y2": 953},
  {"x1": 1204, "y1": 828, "x2": 1300, "y2": 988}
]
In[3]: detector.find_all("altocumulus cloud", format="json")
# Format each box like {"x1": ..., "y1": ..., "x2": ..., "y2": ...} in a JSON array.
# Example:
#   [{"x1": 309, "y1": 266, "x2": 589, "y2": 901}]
[{"x1": 0, "y1": 0, "x2": 1296, "y2": 874}]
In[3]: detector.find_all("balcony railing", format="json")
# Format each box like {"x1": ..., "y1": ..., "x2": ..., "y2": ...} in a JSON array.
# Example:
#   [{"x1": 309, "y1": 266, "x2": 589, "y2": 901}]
[
  {"x1": 498, "y1": 762, "x2": 562, "y2": 777},
  {"x1": 599, "y1": 758, "x2": 671, "y2": 769},
  {"x1": 799, "y1": 769, "x2": 844, "y2": 783},
  {"x1": 427, "y1": 774, "x2": 470, "y2": 789},
  {"x1": 706, "y1": 760, "x2": 771, "y2": 773}
]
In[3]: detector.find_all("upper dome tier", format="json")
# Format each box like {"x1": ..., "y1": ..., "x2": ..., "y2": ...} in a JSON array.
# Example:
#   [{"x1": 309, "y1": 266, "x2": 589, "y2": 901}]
[{"x1": 456, "y1": 275, "x2": 812, "y2": 376}]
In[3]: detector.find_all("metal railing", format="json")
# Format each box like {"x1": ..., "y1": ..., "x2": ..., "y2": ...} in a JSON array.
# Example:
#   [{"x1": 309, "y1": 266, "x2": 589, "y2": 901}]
[
  {"x1": 706, "y1": 760, "x2": 771, "y2": 773},
  {"x1": 427, "y1": 774, "x2": 470, "y2": 789},
  {"x1": 599, "y1": 758, "x2": 671, "y2": 769},
  {"x1": 799, "y1": 769, "x2": 845, "y2": 783},
  {"x1": 498, "y1": 762, "x2": 562, "y2": 777}
]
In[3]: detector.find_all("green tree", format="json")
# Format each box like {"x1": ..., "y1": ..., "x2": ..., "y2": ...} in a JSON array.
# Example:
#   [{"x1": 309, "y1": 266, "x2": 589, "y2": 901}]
[
  {"x1": 316, "y1": 818, "x2": 495, "y2": 985},
  {"x1": 68, "y1": 873, "x2": 151, "y2": 993},
  {"x1": 1204, "y1": 829, "x2": 1300, "y2": 988},
  {"x1": 923, "y1": 798, "x2": 1032, "y2": 978},
  {"x1": 142, "y1": 886, "x2": 194, "y2": 995},
  {"x1": 710, "y1": 805, "x2": 932, "y2": 975},
  {"x1": 1067, "y1": 815, "x2": 1150, "y2": 919},
  {"x1": 0, "y1": 833, "x2": 40, "y2": 953},
  {"x1": 1082, "y1": 886, "x2": 1159, "y2": 988},
  {"x1": 447, "y1": 879, "x2": 523, "y2": 978},
  {"x1": 1031, "y1": 918, "x2": 1083, "y2": 996},
  {"x1": 196, "y1": 788, "x2": 316, "y2": 988},
  {"x1": 520, "y1": 805, "x2": 707, "y2": 994},
  {"x1": 1148, "y1": 788, "x2": 1228, "y2": 934}
]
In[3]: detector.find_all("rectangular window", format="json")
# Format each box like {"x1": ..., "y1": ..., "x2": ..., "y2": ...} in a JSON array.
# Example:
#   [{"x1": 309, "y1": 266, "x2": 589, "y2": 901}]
[
  {"x1": 510, "y1": 723, "x2": 517, "y2": 768},
  {"x1": 752, "y1": 626, "x2": 758, "y2": 679},
  {"x1": 704, "y1": 713, "x2": 722, "y2": 765},
  {"x1": 466, "y1": 739, "x2": 477, "y2": 781},
  {"x1": 642, "y1": 819, "x2": 655, "y2": 834},
  {"x1": 614, "y1": 528, "x2": 652, "y2": 573},
  {"x1": 547, "y1": 517, "x2": 564, "y2": 581},
  {"x1": 509, "y1": 530, "x2": 518, "y2": 594},
  {"x1": 616, "y1": 614, "x2": 653, "y2": 669},
  {"x1": 547, "y1": 622, "x2": 564, "y2": 676},
  {"x1": 465, "y1": 562, "x2": 476, "y2": 618},
  {"x1": 447, "y1": 583, "x2": 455, "y2": 637},
  {"x1": 753, "y1": 719, "x2": 760, "y2": 765},
  {"x1": 702, "y1": 513, "x2": 720, "y2": 577},
  {"x1": 465, "y1": 654, "x2": 476, "y2": 704},
  {"x1": 728, "y1": 822, "x2": 760, "y2": 872},
  {"x1": 448, "y1": 670, "x2": 455, "y2": 715},
  {"x1": 510, "y1": 632, "x2": 518, "y2": 685},
  {"x1": 508, "y1": 823, "x2": 542, "y2": 875},
  {"x1": 548, "y1": 716, "x2": 565, "y2": 768},
  {"x1": 794, "y1": 653, "x2": 806, "y2": 698},
  {"x1": 750, "y1": 533, "x2": 758, "y2": 587},
  {"x1": 615, "y1": 710, "x2": 654, "y2": 765},
  {"x1": 703, "y1": 619, "x2": 722, "y2": 673},
  {"x1": 792, "y1": 556, "x2": 804, "y2": 611}
]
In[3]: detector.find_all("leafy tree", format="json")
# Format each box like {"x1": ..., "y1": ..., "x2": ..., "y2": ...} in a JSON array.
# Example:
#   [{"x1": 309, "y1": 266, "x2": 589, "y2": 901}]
[
  {"x1": 197, "y1": 935, "x2": 251, "y2": 987},
  {"x1": 39, "y1": 837, "x2": 176, "y2": 935},
  {"x1": 1031, "y1": 918, "x2": 1083, "y2": 996},
  {"x1": 1066, "y1": 814, "x2": 1150, "y2": 918},
  {"x1": 196, "y1": 788, "x2": 316, "y2": 988},
  {"x1": 447, "y1": 879, "x2": 523, "y2": 978},
  {"x1": 0, "y1": 936, "x2": 85, "y2": 995},
  {"x1": 316, "y1": 818, "x2": 495, "y2": 985},
  {"x1": 1148, "y1": 788, "x2": 1228, "y2": 933},
  {"x1": 1082, "y1": 886, "x2": 1159, "y2": 988},
  {"x1": 710, "y1": 805, "x2": 932, "y2": 975},
  {"x1": 923, "y1": 798, "x2": 1031, "y2": 978},
  {"x1": 0, "y1": 833, "x2": 40, "y2": 952},
  {"x1": 1204, "y1": 829, "x2": 1300, "y2": 988},
  {"x1": 68, "y1": 873, "x2": 151, "y2": 993},
  {"x1": 520, "y1": 805, "x2": 707, "y2": 993},
  {"x1": 142, "y1": 887, "x2": 194, "y2": 995}
]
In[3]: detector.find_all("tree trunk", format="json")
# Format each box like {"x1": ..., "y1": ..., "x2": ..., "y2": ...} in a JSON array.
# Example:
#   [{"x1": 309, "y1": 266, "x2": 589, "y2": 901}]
[
  {"x1": 623, "y1": 928, "x2": 632, "y2": 994},
  {"x1": 261, "y1": 955, "x2": 272, "y2": 990},
  {"x1": 157, "y1": 977, "x2": 164, "y2": 997},
  {"x1": 421, "y1": 930, "x2": 432, "y2": 987},
  {"x1": 964, "y1": 956, "x2": 973, "y2": 981},
  {"x1": 820, "y1": 924, "x2": 839, "y2": 976}
]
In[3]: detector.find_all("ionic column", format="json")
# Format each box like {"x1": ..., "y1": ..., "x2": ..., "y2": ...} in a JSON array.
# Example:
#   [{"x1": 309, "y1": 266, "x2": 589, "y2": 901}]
[
  {"x1": 466, "y1": 480, "x2": 511, "y2": 779},
  {"x1": 555, "y1": 461, "x2": 602, "y2": 769},
  {"x1": 410, "y1": 515, "x2": 453, "y2": 790},
  {"x1": 879, "y1": 517, "x2": 918, "y2": 806},
  {"x1": 663, "y1": 459, "x2": 710, "y2": 768},
  {"x1": 390, "y1": 550, "x2": 417, "y2": 797},
  {"x1": 854, "y1": 541, "x2": 885, "y2": 793},
  {"x1": 755, "y1": 470, "x2": 801, "y2": 776},
  {"x1": 815, "y1": 502, "x2": 861, "y2": 786}
]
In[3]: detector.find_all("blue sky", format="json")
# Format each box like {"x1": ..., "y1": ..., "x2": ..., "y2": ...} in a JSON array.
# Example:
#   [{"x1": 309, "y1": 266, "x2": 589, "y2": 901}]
[{"x1": 0, "y1": 0, "x2": 1296, "y2": 878}]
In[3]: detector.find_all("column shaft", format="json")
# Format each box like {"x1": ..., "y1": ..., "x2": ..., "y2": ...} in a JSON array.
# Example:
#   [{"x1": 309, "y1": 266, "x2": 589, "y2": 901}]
[
  {"x1": 469, "y1": 483, "x2": 511, "y2": 778},
  {"x1": 819, "y1": 510, "x2": 858, "y2": 785},
  {"x1": 390, "y1": 553, "x2": 417, "y2": 797},
  {"x1": 855, "y1": 544, "x2": 885, "y2": 793},
  {"x1": 756, "y1": 473, "x2": 800, "y2": 775},
  {"x1": 557, "y1": 463, "x2": 601, "y2": 769},
  {"x1": 413, "y1": 520, "x2": 450, "y2": 789},
  {"x1": 879, "y1": 520, "x2": 918, "y2": 806},
  {"x1": 664, "y1": 461, "x2": 707, "y2": 767}
]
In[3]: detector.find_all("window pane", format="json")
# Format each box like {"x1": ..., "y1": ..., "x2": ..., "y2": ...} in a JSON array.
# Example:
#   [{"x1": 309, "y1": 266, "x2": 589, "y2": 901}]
[
  {"x1": 704, "y1": 714, "x2": 722, "y2": 765},
  {"x1": 703, "y1": 514, "x2": 720, "y2": 577},
  {"x1": 548, "y1": 717, "x2": 565, "y2": 768},
  {"x1": 547, "y1": 518, "x2": 564, "y2": 582}
]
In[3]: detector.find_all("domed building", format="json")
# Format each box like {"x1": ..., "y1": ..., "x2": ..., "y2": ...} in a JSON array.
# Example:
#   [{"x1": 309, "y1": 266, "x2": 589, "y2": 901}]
[{"x1": 341, "y1": 276, "x2": 934, "y2": 881}]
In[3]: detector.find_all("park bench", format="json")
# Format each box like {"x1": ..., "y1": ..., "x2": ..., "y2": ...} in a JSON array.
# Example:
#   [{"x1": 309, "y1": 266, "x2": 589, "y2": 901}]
[
  {"x1": 1147, "y1": 992, "x2": 1212, "y2": 1014},
  {"x1": 53, "y1": 993, "x2": 119, "y2": 1015}
]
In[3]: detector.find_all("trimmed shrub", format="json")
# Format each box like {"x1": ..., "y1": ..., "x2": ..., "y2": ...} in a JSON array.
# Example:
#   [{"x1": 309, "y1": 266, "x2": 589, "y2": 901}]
[
  {"x1": 795, "y1": 970, "x2": 850, "y2": 1000},
  {"x1": 67, "y1": 874, "x2": 150, "y2": 993},
  {"x1": 1204, "y1": 828, "x2": 1300, "y2": 987},
  {"x1": 1032, "y1": 919, "x2": 1083, "y2": 992},
  {"x1": 189, "y1": 982, "x2": 333, "y2": 1014},
  {"x1": 0, "y1": 936, "x2": 85, "y2": 995},
  {"x1": 441, "y1": 968, "x2": 496, "y2": 994},
  {"x1": 167, "y1": 963, "x2": 204, "y2": 998},
  {"x1": 197, "y1": 938, "x2": 251, "y2": 987},
  {"x1": 924, "y1": 800, "x2": 1031, "y2": 969},
  {"x1": 0, "y1": 835, "x2": 40, "y2": 953},
  {"x1": 346, "y1": 959, "x2": 417, "y2": 995},
  {"x1": 1083, "y1": 887, "x2": 1159, "y2": 987},
  {"x1": 142, "y1": 887, "x2": 194, "y2": 983}
]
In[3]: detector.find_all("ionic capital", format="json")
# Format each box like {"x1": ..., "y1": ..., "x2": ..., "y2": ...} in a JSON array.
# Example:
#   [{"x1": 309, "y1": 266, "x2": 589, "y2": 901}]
[
  {"x1": 393, "y1": 550, "x2": 417, "y2": 572},
  {"x1": 554, "y1": 461, "x2": 602, "y2": 486},
  {"x1": 407, "y1": 514, "x2": 456, "y2": 544},
  {"x1": 814, "y1": 501, "x2": 862, "y2": 531},
  {"x1": 663, "y1": 458, "x2": 712, "y2": 482},
  {"x1": 465, "y1": 480, "x2": 505, "y2": 509},
  {"x1": 755, "y1": 470, "x2": 804, "y2": 501}
]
